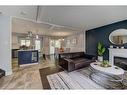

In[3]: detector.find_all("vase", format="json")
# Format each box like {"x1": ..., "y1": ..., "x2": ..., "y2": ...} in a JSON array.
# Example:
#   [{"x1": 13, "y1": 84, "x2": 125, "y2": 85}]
[{"x1": 98, "y1": 56, "x2": 103, "y2": 62}]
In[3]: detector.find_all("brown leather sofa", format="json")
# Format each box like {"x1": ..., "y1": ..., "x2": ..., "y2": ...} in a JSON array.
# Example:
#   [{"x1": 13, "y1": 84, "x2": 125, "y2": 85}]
[{"x1": 59, "y1": 52, "x2": 96, "y2": 72}]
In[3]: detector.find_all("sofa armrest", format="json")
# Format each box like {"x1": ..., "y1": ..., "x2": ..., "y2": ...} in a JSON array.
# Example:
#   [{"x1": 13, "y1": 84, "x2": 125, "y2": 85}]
[
  {"x1": 92, "y1": 57, "x2": 96, "y2": 60},
  {"x1": 59, "y1": 58, "x2": 75, "y2": 72}
]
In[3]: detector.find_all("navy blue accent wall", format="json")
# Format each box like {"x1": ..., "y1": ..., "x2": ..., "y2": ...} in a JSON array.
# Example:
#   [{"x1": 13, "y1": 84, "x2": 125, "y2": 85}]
[{"x1": 86, "y1": 20, "x2": 127, "y2": 60}]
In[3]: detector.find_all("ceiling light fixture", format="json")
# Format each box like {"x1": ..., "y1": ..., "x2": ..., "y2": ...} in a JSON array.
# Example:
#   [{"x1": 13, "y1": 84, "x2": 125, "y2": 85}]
[
  {"x1": 27, "y1": 31, "x2": 33, "y2": 39},
  {"x1": 20, "y1": 11, "x2": 27, "y2": 16},
  {"x1": 62, "y1": 38, "x2": 64, "y2": 41},
  {"x1": 36, "y1": 34, "x2": 39, "y2": 39},
  {"x1": 35, "y1": 29, "x2": 39, "y2": 39}
]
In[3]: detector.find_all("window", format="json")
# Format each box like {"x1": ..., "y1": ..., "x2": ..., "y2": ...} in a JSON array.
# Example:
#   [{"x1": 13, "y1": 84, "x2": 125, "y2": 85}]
[
  {"x1": 21, "y1": 40, "x2": 26, "y2": 46},
  {"x1": 20, "y1": 39, "x2": 30, "y2": 46},
  {"x1": 20, "y1": 38, "x2": 41, "y2": 51},
  {"x1": 35, "y1": 40, "x2": 41, "y2": 51},
  {"x1": 25, "y1": 40, "x2": 30, "y2": 46},
  {"x1": 55, "y1": 40, "x2": 61, "y2": 48}
]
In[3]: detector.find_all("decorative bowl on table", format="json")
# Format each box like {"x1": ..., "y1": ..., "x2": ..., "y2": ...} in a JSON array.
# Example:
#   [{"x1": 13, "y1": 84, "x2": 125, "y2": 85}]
[{"x1": 100, "y1": 60, "x2": 111, "y2": 68}]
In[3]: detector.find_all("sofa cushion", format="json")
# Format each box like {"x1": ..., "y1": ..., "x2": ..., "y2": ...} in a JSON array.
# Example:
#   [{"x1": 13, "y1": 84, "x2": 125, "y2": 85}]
[
  {"x1": 71, "y1": 57, "x2": 94, "y2": 69},
  {"x1": 71, "y1": 52, "x2": 84, "y2": 58}
]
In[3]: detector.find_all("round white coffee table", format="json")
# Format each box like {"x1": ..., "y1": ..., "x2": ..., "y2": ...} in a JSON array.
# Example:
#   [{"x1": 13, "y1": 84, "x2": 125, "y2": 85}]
[
  {"x1": 90, "y1": 62, "x2": 124, "y2": 76},
  {"x1": 90, "y1": 62, "x2": 125, "y2": 89}
]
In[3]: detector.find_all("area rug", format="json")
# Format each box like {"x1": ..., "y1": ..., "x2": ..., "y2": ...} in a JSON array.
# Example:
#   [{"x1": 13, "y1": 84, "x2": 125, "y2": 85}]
[{"x1": 47, "y1": 67, "x2": 127, "y2": 89}]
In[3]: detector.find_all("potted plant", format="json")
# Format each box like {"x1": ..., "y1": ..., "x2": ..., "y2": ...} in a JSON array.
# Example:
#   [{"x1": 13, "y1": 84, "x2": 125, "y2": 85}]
[
  {"x1": 100, "y1": 60, "x2": 111, "y2": 67},
  {"x1": 97, "y1": 42, "x2": 106, "y2": 62}
]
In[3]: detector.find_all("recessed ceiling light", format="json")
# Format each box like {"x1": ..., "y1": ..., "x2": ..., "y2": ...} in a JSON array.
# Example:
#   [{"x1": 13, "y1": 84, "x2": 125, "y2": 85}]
[{"x1": 20, "y1": 11, "x2": 27, "y2": 16}]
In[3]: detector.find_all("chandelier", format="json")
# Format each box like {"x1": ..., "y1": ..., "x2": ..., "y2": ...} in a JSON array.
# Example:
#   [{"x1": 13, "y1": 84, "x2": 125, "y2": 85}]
[{"x1": 26, "y1": 31, "x2": 39, "y2": 39}]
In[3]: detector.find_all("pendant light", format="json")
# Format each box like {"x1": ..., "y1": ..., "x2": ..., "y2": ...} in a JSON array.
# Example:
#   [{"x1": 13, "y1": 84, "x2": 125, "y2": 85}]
[
  {"x1": 35, "y1": 29, "x2": 39, "y2": 39},
  {"x1": 26, "y1": 31, "x2": 33, "y2": 39},
  {"x1": 28, "y1": 31, "x2": 33, "y2": 37},
  {"x1": 36, "y1": 34, "x2": 39, "y2": 39}
]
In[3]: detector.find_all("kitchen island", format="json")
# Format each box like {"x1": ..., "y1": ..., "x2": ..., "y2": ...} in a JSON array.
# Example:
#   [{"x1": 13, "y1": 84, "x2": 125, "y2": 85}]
[{"x1": 18, "y1": 50, "x2": 39, "y2": 66}]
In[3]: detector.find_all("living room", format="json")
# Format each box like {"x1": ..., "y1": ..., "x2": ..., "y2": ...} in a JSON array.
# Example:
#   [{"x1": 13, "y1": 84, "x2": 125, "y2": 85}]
[{"x1": 0, "y1": 3, "x2": 127, "y2": 92}]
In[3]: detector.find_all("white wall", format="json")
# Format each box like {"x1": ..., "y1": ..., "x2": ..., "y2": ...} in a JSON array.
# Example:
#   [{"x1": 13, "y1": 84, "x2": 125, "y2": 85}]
[
  {"x1": 49, "y1": 40, "x2": 55, "y2": 54},
  {"x1": 12, "y1": 33, "x2": 20, "y2": 49},
  {"x1": 43, "y1": 36, "x2": 50, "y2": 55},
  {"x1": 65, "y1": 31, "x2": 86, "y2": 52},
  {"x1": 0, "y1": 15, "x2": 12, "y2": 75}
]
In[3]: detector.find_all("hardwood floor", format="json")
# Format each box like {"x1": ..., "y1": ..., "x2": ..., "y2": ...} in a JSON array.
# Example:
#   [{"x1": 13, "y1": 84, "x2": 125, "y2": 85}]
[{"x1": 0, "y1": 55, "x2": 61, "y2": 89}]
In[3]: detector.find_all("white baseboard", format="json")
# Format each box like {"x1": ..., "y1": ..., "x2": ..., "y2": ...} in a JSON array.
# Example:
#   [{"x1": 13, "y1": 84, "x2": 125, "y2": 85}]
[
  {"x1": 5, "y1": 70, "x2": 12, "y2": 76},
  {"x1": 19, "y1": 63, "x2": 38, "y2": 67}
]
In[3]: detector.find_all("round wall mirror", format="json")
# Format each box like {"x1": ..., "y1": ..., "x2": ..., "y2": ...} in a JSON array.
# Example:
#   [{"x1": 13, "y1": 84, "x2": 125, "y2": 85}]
[{"x1": 109, "y1": 29, "x2": 127, "y2": 45}]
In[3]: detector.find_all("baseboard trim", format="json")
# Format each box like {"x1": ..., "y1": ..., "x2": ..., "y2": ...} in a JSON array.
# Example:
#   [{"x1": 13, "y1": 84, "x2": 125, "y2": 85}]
[
  {"x1": 6, "y1": 70, "x2": 12, "y2": 76},
  {"x1": 19, "y1": 62, "x2": 38, "y2": 67}
]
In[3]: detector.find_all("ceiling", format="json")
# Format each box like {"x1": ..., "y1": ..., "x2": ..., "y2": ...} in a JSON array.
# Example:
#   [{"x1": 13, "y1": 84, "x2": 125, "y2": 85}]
[
  {"x1": 12, "y1": 17, "x2": 79, "y2": 37},
  {"x1": 11, "y1": 6, "x2": 127, "y2": 36},
  {"x1": 38, "y1": 6, "x2": 127, "y2": 30}
]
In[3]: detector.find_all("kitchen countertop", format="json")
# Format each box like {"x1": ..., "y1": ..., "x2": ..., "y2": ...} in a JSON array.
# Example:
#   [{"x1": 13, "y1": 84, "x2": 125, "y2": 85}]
[{"x1": 18, "y1": 49, "x2": 38, "y2": 51}]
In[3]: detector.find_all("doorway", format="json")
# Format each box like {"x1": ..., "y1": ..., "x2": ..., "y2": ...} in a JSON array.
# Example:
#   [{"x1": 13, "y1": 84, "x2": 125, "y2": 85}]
[{"x1": 49, "y1": 39, "x2": 61, "y2": 55}]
